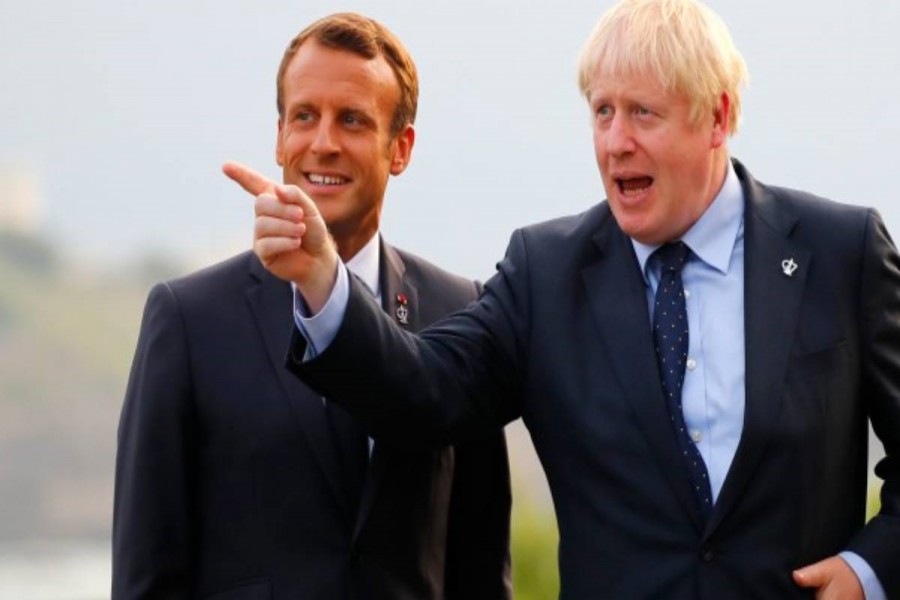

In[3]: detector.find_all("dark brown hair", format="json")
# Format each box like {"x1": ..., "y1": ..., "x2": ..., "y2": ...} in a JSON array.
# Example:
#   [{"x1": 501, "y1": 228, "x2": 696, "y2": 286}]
[{"x1": 276, "y1": 13, "x2": 418, "y2": 137}]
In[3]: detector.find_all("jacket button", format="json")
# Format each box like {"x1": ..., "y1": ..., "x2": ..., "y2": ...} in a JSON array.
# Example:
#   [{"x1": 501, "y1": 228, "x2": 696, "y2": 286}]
[{"x1": 700, "y1": 547, "x2": 715, "y2": 562}]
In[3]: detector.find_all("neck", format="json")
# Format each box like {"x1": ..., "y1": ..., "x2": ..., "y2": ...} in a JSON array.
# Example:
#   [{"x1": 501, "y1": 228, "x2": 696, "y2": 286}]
[
  {"x1": 334, "y1": 229, "x2": 378, "y2": 263},
  {"x1": 705, "y1": 150, "x2": 730, "y2": 211}
]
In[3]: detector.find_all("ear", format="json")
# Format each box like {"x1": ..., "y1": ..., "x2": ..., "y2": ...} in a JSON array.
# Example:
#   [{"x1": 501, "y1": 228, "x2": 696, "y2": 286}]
[
  {"x1": 275, "y1": 118, "x2": 285, "y2": 167},
  {"x1": 389, "y1": 124, "x2": 415, "y2": 176},
  {"x1": 711, "y1": 92, "x2": 730, "y2": 149}
]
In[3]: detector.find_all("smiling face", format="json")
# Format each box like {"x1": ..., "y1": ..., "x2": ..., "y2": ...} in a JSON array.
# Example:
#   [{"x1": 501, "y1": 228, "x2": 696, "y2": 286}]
[
  {"x1": 276, "y1": 40, "x2": 414, "y2": 260},
  {"x1": 589, "y1": 71, "x2": 730, "y2": 245}
]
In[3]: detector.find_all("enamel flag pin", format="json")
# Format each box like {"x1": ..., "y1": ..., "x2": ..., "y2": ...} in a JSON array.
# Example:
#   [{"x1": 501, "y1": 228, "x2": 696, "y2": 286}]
[
  {"x1": 395, "y1": 293, "x2": 409, "y2": 325},
  {"x1": 781, "y1": 258, "x2": 798, "y2": 277}
]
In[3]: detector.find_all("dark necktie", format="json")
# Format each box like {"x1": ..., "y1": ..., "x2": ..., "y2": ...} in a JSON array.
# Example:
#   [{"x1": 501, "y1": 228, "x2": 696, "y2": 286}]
[
  {"x1": 325, "y1": 400, "x2": 369, "y2": 516},
  {"x1": 652, "y1": 242, "x2": 713, "y2": 520}
]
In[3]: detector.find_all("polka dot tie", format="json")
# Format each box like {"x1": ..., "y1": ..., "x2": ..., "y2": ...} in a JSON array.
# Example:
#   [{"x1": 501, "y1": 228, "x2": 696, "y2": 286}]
[{"x1": 652, "y1": 242, "x2": 712, "y2": 521}]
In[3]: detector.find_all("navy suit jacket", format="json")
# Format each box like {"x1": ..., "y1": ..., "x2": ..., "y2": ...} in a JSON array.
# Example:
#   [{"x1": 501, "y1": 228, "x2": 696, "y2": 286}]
[
  {"x1": 290, "y1": 161, "x2": 900, "y2": 598},
  {"x1": 113, "y1": 242, "x2": 512, "y2": 599}
]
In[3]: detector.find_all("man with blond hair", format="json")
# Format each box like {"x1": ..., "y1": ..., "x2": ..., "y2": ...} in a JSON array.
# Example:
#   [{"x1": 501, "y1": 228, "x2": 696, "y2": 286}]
[
  {"x1": 113, "y1": 13, "x2": 511, "y2": 599},
  {"x1": 249, "y1": 0, "x2": 899, "y2": 597}
]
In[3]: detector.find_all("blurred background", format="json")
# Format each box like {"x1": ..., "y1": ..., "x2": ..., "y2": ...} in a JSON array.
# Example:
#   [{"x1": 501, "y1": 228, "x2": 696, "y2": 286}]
[{"x1": 1, "y1": 0, "x2": 897, "y2": 597}]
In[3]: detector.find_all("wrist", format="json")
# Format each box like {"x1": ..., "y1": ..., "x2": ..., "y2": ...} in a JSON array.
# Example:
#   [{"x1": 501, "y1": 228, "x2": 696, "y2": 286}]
[{"x1": 298, "y1": 238, "x2": 339, "y2": 314}]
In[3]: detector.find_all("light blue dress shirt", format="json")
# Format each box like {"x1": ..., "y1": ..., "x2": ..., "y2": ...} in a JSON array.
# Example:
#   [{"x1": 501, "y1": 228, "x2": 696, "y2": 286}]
[
  {"x1": 294, "y1": 168, "x2": 883, "y2": 598},
  {"x1": 631, "y1": 162, "x2": 746, "y2": 503}
]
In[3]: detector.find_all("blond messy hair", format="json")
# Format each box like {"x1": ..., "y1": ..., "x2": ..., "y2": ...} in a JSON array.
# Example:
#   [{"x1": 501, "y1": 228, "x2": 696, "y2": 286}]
[{"x1": 577, "y1": 0, "x2": 749, "y2": 134}]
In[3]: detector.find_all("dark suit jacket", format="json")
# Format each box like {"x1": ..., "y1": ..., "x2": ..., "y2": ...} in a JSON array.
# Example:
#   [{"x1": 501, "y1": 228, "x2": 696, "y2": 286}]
[
  {"x1": 112, "y1": 241, "x2": 512, "y2": 600},
  {"x1": 291, "y1": 161, "x2": 900, "y2": 599}
]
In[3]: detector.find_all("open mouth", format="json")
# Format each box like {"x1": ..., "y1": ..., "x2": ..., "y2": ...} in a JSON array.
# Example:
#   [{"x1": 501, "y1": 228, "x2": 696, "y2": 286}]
[
  {"x1": 616, "y1": 176, "x2": 653, "y2": 196},
  {"x1": 305, "y1": 172, "x2": 350, "y2": 186}
]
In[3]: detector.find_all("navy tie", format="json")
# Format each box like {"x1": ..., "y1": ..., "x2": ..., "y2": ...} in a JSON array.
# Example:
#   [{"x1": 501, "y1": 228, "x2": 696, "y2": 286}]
[{"x1": 652, "y1": 242, "x2": 713, "y2": 520}]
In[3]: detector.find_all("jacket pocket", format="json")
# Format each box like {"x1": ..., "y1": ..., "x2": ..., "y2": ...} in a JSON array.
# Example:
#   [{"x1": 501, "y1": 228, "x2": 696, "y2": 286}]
[{"x1": 788, "y1": 340, "x2": 847, "y2": 382}]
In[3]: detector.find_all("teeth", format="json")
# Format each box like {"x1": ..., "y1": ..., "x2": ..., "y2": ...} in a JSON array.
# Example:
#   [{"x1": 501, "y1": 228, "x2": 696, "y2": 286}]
[
  {"x1": 623, "y1": 185, "x2": 650, "y2": 196},
  {"x1": 618, "y1": 177, "x2": 652, "y2": 196},
  {"x1": 308, "y1": 173, "x2": 347, "y2": 185}
]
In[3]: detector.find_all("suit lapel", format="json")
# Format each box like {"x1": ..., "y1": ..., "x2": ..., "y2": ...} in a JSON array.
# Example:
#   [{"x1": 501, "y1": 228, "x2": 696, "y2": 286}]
[
  {"x1": 582, "y1": 209, "x2": 704, "y2": 530},
  {"x1": 244, "y1": 255, "x2": 354, "y2": 520},
  {"x1": 708, "y1": 162, "x2": 810, "y2": 535},
  {"x1": 353, "y1": 241, "x2": 419, "y2": 540}
]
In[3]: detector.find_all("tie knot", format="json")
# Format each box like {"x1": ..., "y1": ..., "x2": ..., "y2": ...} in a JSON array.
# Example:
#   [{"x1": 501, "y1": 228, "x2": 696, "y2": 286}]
[{"x1": 655, "y1": 241, "x2": 690, "y2": 274}]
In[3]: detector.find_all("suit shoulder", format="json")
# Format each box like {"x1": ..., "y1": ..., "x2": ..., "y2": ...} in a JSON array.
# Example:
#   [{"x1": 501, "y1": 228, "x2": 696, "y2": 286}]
[
  {"x1": 760, "y1": 183, "x2": 874, "y2": 245},
  {"x1": 769, "y1": 184, "x2": 868, "y2": 218},
  {"x1": 168, "y1": 250, "x2": 253, "y2": 286},
  {"x1": 152, "y1": 251, "x2": 261, "y2": 307}
]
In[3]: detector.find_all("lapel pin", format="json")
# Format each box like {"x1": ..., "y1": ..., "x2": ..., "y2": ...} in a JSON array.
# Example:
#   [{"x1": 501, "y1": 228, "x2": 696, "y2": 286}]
[
  {"x1": 781, "y1": 258, "x2": 798, "y2": 277},
  {"x1": 395, "y1": 293, "x2": 409, "y2": 325}
]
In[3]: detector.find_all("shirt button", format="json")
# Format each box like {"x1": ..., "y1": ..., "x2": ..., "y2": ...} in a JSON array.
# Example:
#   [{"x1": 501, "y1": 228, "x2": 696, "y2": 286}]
[
  {"x1": 691, "y1": 429, "x2": 703, "y2": 443},
  {"x1": 686, "y1": 358, "x2": 697, "y2": 371},
  {"x1": 684, "y1": 289, "x2": 691, "y2": 299}
]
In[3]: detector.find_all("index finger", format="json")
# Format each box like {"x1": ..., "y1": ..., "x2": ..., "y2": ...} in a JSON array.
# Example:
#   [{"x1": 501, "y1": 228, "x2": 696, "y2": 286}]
[{"x1": 222, "y1": 161, "x2": 277, "y2": 196}]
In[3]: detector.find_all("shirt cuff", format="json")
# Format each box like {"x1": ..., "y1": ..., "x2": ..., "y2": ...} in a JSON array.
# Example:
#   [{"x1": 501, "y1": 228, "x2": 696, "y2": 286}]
[
  {"x1": 839, "y1": 551, "x2": 886, "y2": 600},
  {"x1": 291, "y1": 262, "x2": 349, "y2": 360}
]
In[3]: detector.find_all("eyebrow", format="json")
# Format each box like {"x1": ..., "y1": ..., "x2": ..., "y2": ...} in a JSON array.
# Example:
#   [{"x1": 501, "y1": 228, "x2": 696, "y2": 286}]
[{"x1": 286, "y1": 101, "x2": 376, "y2": 119}]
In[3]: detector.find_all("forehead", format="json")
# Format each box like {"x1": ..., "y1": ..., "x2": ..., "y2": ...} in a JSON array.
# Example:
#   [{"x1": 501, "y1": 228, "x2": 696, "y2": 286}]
[
  {"x1": 282, "y1": 40, "x2": 399, "y2": 111},
  {"x1": 588, "y1": 68, "x2": 672, "y2": 104}
]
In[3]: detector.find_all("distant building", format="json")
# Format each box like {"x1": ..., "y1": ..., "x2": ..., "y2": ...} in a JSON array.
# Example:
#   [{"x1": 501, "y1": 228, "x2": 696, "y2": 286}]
[{"x1": 0, "y1": 165, "x2": 43, "y2": 233}]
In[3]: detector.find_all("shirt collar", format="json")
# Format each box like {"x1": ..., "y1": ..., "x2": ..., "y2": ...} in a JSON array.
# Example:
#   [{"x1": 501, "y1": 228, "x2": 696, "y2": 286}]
[
  {"x1": 632, "y1": 160, "x2": 744, "y2": 283},
  {"x1": 345, "y1": 232, "x2": 381, "y2": 298}
]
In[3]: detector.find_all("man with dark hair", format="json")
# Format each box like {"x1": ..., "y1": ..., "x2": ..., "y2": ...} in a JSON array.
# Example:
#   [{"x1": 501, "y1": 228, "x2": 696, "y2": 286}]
[{"x1": 113, "y1": 13, "x2": 511, "y2": 599}]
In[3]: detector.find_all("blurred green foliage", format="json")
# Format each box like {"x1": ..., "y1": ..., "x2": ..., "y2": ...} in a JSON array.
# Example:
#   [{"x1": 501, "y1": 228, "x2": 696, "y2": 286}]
[
  {"x1": 867, "y1": 482, "x2": 882, "y2": 521},
  {"x1": 511, "y1": 493, "x2": 560, "y2": 600},
  {"x1": 0, "y1": 235, "x2": 152, "y2": 537}
]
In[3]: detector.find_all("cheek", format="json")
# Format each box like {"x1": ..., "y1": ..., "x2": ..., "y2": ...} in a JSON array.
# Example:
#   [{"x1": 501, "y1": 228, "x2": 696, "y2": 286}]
[
  {"x1": 280, "y1": 132, "x2": 307, "y2": 159},
  {"x1": 593, "y1": 142, "x2": 608, "y2": 172},
  {"x1": 592, "y1": 129, "x2": 605, "y2": 156}
]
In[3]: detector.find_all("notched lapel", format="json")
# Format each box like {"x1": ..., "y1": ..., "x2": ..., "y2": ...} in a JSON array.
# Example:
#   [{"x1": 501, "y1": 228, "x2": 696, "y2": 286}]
[
  {"x1": 582, "y1": 215, "x2": 704, "y2": 530},
  {"x1": 244, "y1": 256, "x2": 354, "y2": 520},
  {"x1": 710, "y1": 168, "x2": 811, "y2": 534}
]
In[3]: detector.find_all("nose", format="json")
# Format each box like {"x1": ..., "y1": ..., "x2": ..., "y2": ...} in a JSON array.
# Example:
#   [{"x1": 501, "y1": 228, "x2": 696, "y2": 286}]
[
  {"x1": 604, "y1": 114, "x2": 636, "y2": 157},
  {"x1": 310, "y1": 120, "x2": 340, "y2": 156}
]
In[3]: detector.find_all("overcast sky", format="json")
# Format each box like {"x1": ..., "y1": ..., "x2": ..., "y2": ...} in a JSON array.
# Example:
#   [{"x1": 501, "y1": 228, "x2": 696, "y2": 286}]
[{"x1": 2, "y1": 0, "x2": 898, "y2": 280}]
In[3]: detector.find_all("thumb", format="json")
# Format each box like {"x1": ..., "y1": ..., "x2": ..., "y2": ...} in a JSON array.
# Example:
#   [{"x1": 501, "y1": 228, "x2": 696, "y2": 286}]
[
  {"x1": 274, "y1": 184, "x2": 319, "y2": 213},
  {"x1": 793, "y1": 559, "x2": 830, "y2": 588}
]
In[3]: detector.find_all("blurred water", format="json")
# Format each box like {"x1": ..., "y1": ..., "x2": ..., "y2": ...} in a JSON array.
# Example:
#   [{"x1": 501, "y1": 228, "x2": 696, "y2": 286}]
[{"x1": 0, "y1": 540, "x2": 108, "y2": 600}]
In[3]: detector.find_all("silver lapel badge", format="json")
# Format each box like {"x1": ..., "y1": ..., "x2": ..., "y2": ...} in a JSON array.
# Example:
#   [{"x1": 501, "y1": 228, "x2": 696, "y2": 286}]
[
  {"x1": 395, "y1": 293, "x2": 409, "y2": 325},
  {"x1": 781, "y1": 258, "x2": 798, "y2": 277}
]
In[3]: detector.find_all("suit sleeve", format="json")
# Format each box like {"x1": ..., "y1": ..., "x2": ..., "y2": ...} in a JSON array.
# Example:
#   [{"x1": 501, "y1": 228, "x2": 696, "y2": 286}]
[
  {"x1": 112, "y1": 283, "x2": 196, "y2": 599},
  {"x1": 847, "y1": 209, "x2": 900, "y2": 597},
  {"x1": 443, "y1": 430, "x2": 513, "y2": 599},
  {"x1": 288, "y1": 229, "x2": 531, "y2": 447}
]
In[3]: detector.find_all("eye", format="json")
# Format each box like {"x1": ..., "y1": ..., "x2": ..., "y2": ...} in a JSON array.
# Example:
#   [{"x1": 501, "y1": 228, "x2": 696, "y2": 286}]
[
  {"x1": 295, "y1": 111, "x2": 314, "y2": 122},
  {"x1": 634, "y1": 106, "x2": 652, "y2": 117},
  {"x1": 595, "y1": 104, "x2": 613, "y2": 118},
  {"x1": 342, "y1": 112, "x2": 365, "y2": 127}
]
